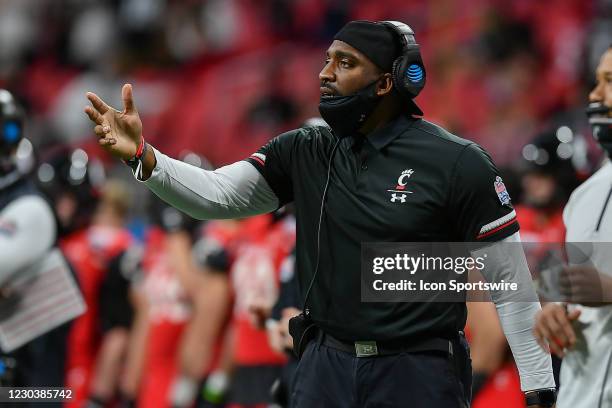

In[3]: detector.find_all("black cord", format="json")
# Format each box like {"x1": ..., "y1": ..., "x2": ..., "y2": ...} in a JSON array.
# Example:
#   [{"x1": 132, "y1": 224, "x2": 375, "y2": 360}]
[
  {"x1": 597, "y1": 349, "x2": 612, "y2": 407},
  {"x1": 595, "y1": 184, "x2": 612, "y2": 232},
  {"x1": 302, "y1": 138, "x2": 342, "y2": 316}
]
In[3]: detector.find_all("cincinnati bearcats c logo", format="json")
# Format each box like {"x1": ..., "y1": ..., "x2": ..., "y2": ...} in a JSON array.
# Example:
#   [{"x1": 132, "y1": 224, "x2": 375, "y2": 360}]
[
  {"x1": 387, "y1": 169, "x2": 415, "y2": 203},
  {"x1": 396, "y1": 169, "x2": 414, "y2": 189}
]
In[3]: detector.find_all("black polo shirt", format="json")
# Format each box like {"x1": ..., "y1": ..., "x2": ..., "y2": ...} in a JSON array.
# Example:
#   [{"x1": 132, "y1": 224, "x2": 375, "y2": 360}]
[{"x1": 245, "y1": 114, "x2": 519, "y2": 342}]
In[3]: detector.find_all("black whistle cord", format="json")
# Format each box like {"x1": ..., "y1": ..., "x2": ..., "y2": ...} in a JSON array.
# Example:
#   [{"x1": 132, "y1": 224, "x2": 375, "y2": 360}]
[
  {"x1": 596, "y1": 183, "x2": 612, "y2": 232},
  {"x1": 302, "y1": 137, "x2": 342, "y2": 316}
]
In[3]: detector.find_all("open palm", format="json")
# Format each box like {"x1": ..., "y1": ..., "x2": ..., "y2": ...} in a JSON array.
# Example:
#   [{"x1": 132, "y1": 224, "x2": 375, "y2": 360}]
[{"x1": 84, "y1": 84, "x2": 143, "y2": 161}]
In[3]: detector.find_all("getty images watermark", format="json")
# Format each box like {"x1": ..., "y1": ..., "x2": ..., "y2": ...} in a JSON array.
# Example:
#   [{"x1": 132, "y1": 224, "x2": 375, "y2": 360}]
[
  {"x1": 361, "y1": 242, "x2": 612, "y2": 303},
  {"x1": 371, "y1": 252, "x2": 518, "y2": 293}
]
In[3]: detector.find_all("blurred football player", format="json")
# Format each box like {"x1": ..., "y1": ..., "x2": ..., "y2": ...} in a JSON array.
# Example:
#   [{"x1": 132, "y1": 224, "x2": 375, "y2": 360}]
[{"x1": 534, "y1": 45, "x2": 612, "y2": 408}]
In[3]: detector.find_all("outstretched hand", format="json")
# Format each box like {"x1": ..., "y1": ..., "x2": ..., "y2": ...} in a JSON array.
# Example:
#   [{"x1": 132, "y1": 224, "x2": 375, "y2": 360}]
[{"x1": 84, "y1": 84, "x2": 143, "y2": 161}]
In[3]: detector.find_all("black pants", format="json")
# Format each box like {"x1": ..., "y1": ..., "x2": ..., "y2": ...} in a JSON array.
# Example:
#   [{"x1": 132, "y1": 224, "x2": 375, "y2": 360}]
[
  {"x1": 290, "y1": 334, "x2": 472, "y2": 408},
  {"x1": 227, "y1": 364, "x2": 283, "y2": 405}
]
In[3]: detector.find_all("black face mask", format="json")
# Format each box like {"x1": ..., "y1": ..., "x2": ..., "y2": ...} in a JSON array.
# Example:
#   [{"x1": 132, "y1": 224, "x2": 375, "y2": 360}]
[
  {"x1": 586, "y1": 102, "x2": 612, "y2": 157},
  {"x1": 318, "y1": 78, "x2": 382, "y2": 138}
]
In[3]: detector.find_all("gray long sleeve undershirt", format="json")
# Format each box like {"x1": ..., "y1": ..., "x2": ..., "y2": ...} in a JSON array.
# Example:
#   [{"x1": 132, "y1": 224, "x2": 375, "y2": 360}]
[
  {"x1": 143, "y1": 147, "x2": 279, "y2": 220},
  {"x1": 476, "y1": 233, "x2": 555, "y2": 391},
  {"x1": 141, "y1": 147, "x2": 554, "y2": 391}
]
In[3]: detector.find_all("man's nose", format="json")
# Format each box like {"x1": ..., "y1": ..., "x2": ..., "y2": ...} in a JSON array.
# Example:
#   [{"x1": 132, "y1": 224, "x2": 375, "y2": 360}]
[
  {"x1": 589, "y1": 82, "x2": 603, "y2": 103},
  {"x1": 319, "y1": 62, "x2": 335, "y2": 83}
]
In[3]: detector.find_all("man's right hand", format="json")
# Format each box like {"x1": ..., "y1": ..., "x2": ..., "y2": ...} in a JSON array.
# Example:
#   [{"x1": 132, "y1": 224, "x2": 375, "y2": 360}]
[
  {"x1": 533, "y1": 303, "x2": 581, "y2": 357},
  {"x1": 84, "y1": 84, "x2": 143, "y2": 161}
]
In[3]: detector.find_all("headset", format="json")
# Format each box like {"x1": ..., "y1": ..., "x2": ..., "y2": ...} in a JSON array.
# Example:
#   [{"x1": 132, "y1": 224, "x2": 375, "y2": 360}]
[{"x1": 379, "y1": 21, "x2": 426, "y2": 100}]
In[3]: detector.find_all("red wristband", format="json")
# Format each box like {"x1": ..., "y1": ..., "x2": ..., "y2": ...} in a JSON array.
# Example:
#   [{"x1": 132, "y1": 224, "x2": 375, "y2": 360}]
[{"x1": 135, "y1": 137, "x2": 145, "y2": 159}]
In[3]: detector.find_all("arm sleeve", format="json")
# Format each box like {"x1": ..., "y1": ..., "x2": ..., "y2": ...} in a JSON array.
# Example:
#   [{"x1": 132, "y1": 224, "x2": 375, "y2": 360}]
[
  {"x1": 142, "y1": 147, "x2": 280, "y2": 220},
  {"x1": 0, "y1": 195, "x2": 57, "y2": 284},
  {"x1": 450, "y1": 144, "x2": 519, "y2": 242},
  {"x1": 473, "y1": 232, "x2": 555, "y2": 392}
]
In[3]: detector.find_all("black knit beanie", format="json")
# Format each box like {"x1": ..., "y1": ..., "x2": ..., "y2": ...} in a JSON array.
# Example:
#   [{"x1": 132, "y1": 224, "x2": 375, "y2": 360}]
[{"x1": 334, "y1": 20, "x2": 399, "y2": 72}]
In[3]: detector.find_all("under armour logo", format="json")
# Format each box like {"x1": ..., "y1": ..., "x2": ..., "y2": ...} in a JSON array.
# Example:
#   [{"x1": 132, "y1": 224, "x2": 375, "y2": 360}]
[{"x1": 390, "y1": 193, "x2": 407, "y2": 203}]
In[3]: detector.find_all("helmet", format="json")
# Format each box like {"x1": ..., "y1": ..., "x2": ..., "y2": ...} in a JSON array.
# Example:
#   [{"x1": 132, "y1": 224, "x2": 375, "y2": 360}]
[
  {"x1": 0, "y1": 90, "x2": 27, "y2": 190},
  {"x1": 36, "y1": 146, "x2": 105, "y2": 234},
  {"x1": 0, "y1": 89, "x2": 24, "y2": 156},
  {"x1": 519, "y1": 127, "x2": 582, "y2": 208}
]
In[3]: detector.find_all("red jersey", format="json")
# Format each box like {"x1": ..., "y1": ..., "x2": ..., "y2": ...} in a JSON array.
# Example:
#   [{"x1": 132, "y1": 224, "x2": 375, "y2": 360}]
[
  {"x1": 231, "y1": 215, "x2": 295, "y2": 366},
  {"x1": 193, "y1": 220, "x2": 249, "y2": 376},
  {"x1": 464, "y1": 326, "x2": 525, "y2": 408},
  {"x1": 138, "y1": 228, "x2": 192, "y2": 408},
  {"x1": 515, "y1": 205, "x2": 565, "y2": 244},
  {"x1": 138, "y1": 220, "x2": 257, "y2": 407},
  {"x1": 61, "y1": 225, "x2": 132, "y2": 408},
  {"x1": 472, "y1": 362, "x2": 525, "y2": 408},
  {"x1": 199, "y1": 220, "x2": 245, "y2": 263},
  {"x1": 516, "y1": 204, "x2": 566, "y2": 281}
]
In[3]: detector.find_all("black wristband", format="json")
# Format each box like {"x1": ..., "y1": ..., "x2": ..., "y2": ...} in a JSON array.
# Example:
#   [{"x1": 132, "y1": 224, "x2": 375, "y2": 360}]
[{"x1": 525, "y1": 388, "x2": 556, "y2": 407}]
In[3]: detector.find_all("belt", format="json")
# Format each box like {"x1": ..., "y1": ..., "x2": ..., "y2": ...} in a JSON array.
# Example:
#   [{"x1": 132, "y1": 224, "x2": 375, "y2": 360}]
[{"x1": 318, "y1": 331, "x2": 455, "y2": 358}]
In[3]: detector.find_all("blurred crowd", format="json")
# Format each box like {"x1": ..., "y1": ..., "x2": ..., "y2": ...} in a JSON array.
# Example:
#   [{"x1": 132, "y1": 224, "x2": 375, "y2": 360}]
[
  {"x1": 1, "y1": 0, "x2": 611, "y2": 165},
  {"x1": 1, "y1": 0, "x2": 612, "y2": 407}
]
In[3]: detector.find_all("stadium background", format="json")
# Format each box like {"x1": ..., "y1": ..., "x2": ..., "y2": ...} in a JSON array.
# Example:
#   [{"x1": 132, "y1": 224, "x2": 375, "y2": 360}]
[
  {"x1": 1, "y1": 0, "x2": 610, "y2": 166},
  {"x1": 1, "y1": 0, "x2": 612, "y2": 407}
]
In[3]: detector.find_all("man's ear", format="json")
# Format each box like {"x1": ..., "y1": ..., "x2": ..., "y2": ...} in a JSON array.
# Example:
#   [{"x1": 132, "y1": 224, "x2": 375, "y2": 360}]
[{"x1": 376, "y1": 73, "x2": 394, "y2": 97}]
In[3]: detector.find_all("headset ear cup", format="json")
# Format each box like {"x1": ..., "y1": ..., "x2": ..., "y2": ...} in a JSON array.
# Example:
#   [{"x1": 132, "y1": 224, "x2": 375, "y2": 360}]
[
  {"x1": 391, "y1": 54, "x2": 425, "y2": 100},
  {"x1": 379, "y1": 20, "x2": 426, "y2": 107},
  {"x1": 391, "y1": 57, "x2": 408, "y2": 99},
  {"x1": 402, "y1": 47, "x2": 426, "y2": 99}
]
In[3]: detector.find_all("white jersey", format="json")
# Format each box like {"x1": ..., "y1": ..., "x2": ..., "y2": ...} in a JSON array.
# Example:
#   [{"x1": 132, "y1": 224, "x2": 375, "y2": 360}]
[
  {"x1": 559, "y1": 160, "x2": 612, "y2": 408},
  {"x1": 0, "y1": 194, "x2": 57, "y2": 284}
]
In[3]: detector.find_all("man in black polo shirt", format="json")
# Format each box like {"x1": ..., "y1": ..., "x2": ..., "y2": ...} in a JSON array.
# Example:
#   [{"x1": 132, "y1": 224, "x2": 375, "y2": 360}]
[{"x1": 84, "y1": 20, "x2": 556, "y2": 407}]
